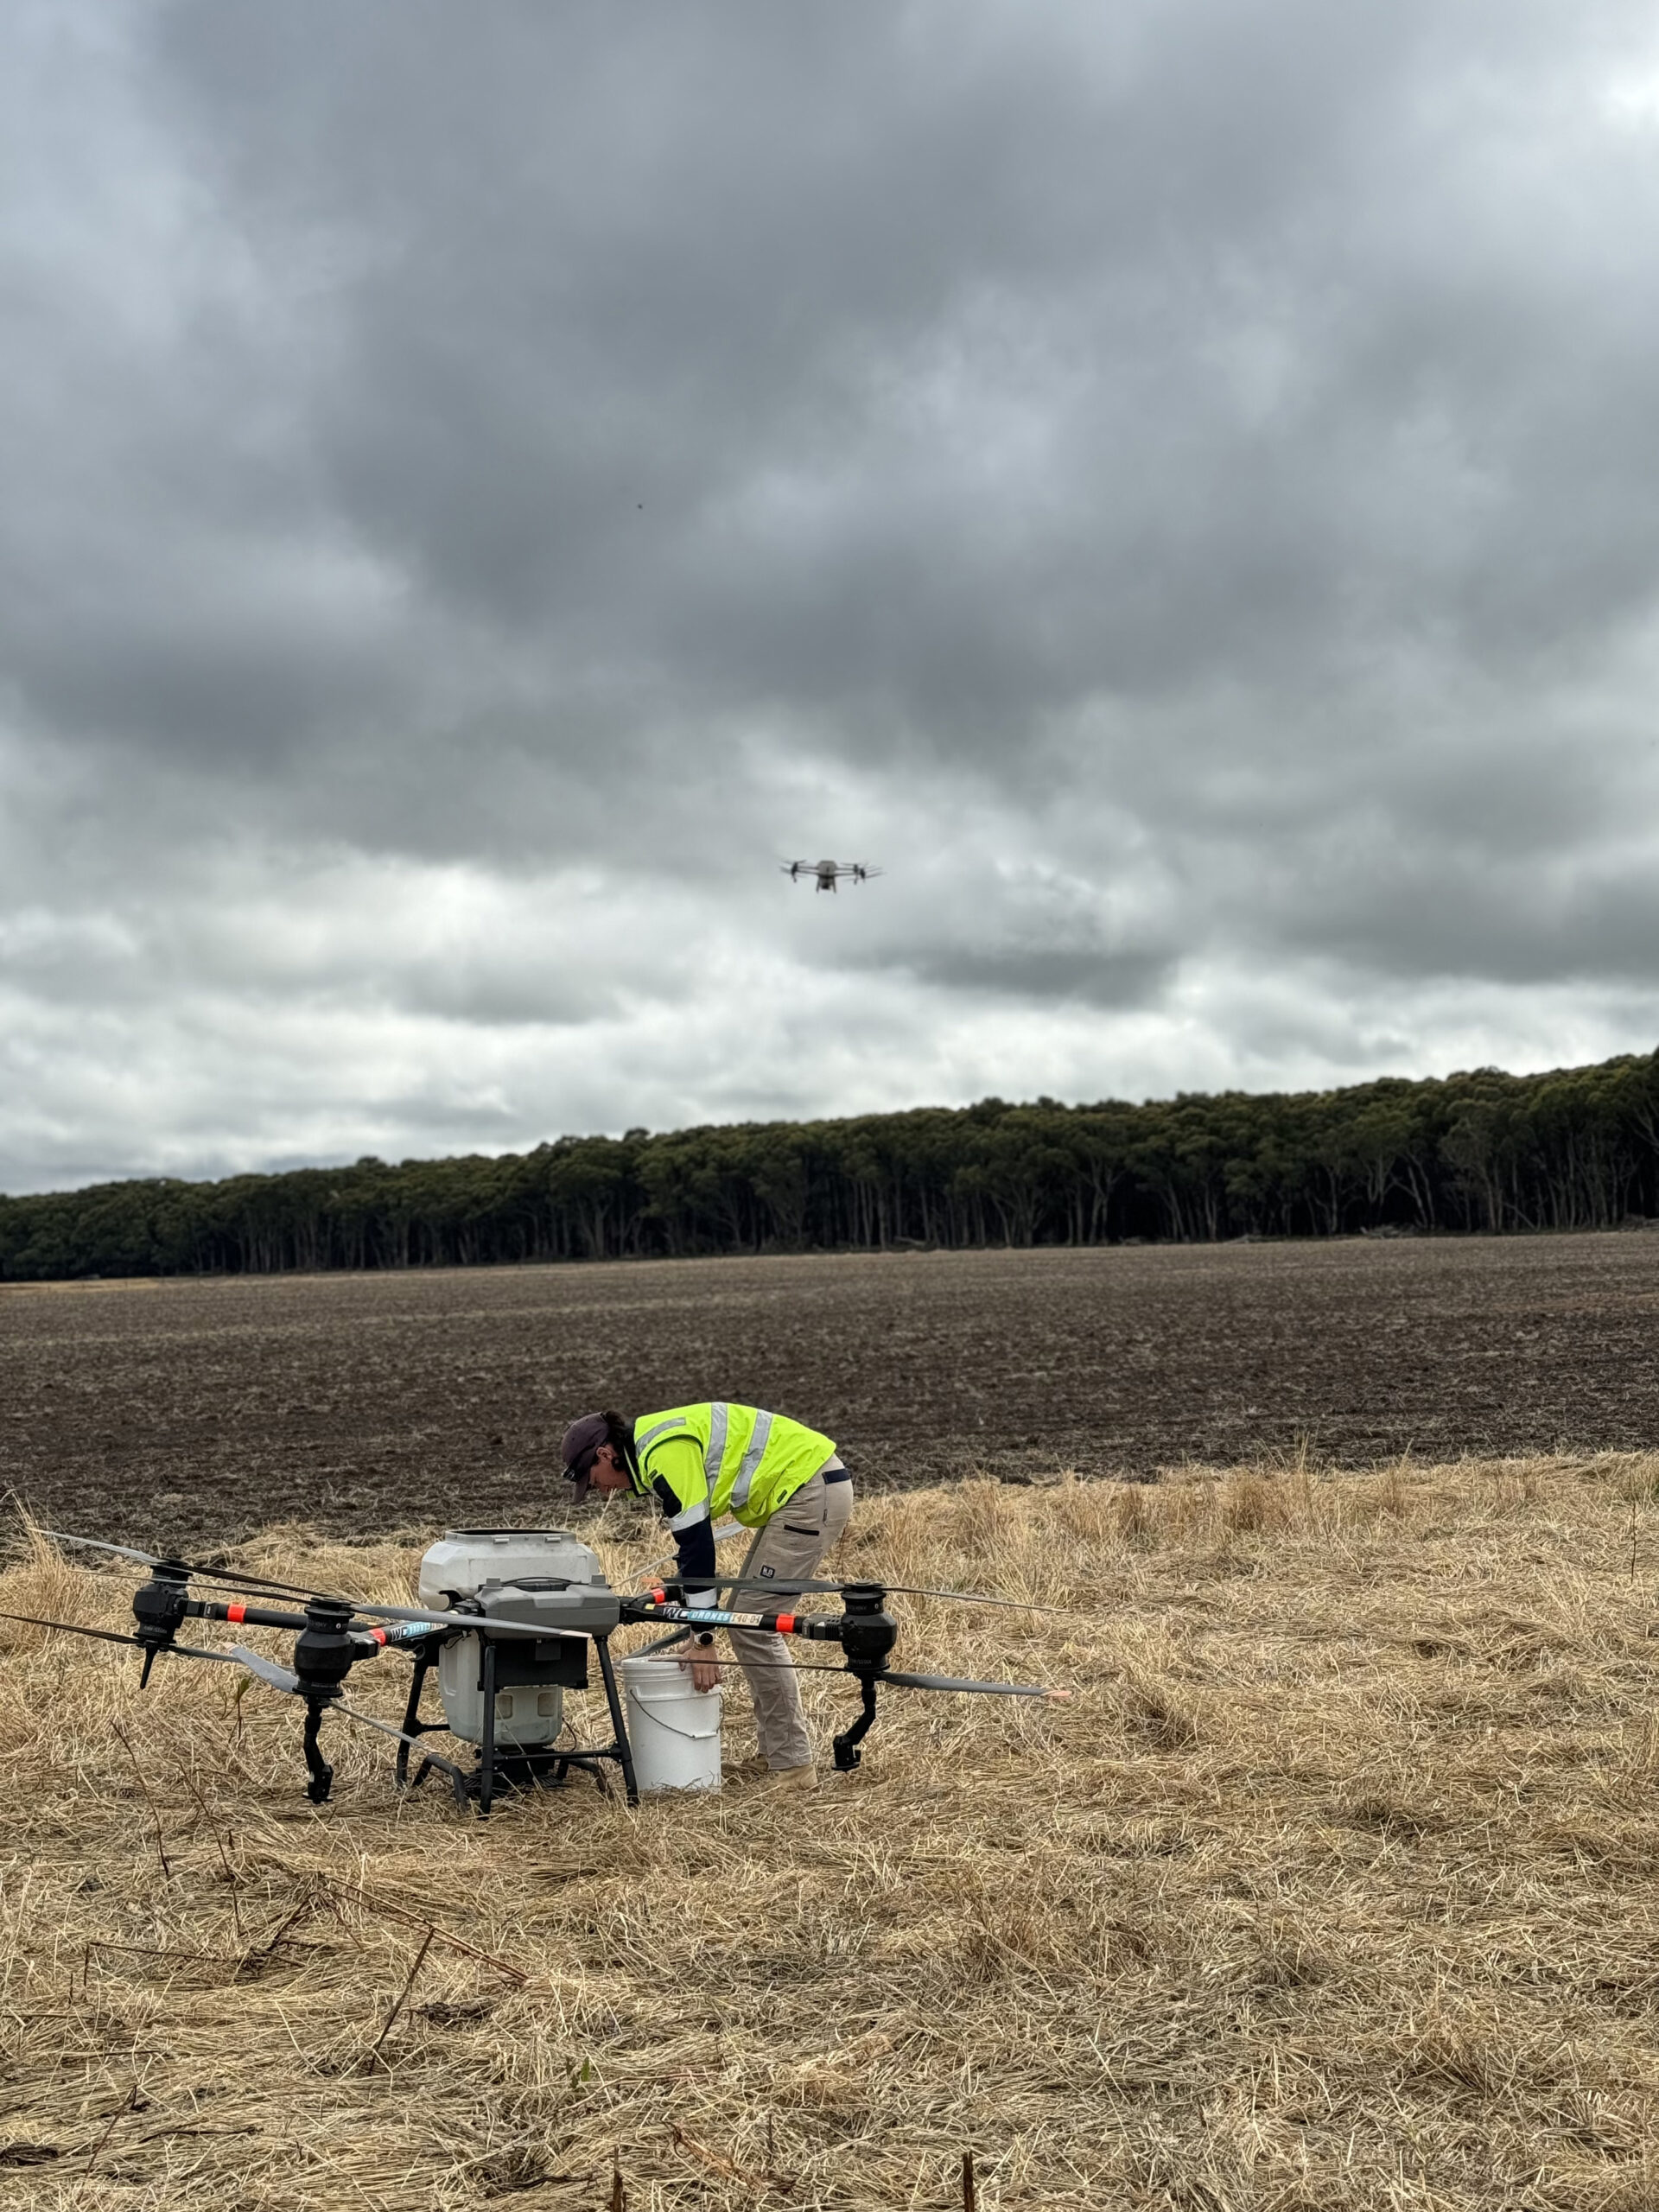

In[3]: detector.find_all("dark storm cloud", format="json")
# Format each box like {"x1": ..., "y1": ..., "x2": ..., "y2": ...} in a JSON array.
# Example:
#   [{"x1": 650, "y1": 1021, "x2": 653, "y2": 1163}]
[
  {"x1": 5, "y1": 0, "x2": 1659, "y2": 1187},
  {"x1": 894, "y1": 947, "x2": 1174, "y2": 1013}
]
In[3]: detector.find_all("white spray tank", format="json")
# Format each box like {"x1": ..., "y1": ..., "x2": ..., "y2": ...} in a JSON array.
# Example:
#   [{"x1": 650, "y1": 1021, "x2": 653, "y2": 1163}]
[{"x1": 417, "y1": 1529, "x2": 604, "y2": 1751}]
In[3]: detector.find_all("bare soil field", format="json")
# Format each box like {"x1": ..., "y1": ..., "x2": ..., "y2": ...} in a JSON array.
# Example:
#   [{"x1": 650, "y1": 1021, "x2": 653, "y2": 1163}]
[
  {"x1": 3, "y1": 1458, "x2": 1658, "y2": 2209},
  {"x1": 3, "y1": 1235, "x2": 1659, "y2": 1547}
]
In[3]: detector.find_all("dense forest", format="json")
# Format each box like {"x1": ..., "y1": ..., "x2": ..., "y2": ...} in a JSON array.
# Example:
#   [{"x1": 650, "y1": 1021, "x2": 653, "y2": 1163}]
[{"x1": 4, "y1": 1052, "x2": 1659, "y2": 1281}]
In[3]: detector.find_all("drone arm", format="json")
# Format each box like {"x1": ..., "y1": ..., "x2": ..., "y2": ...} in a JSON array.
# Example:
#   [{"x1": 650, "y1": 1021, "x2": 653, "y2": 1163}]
[
  {"x1": 628, "y1": 1583, "x2": 903, "y2": 1675},
  {"x1": 189, "y1": 1597, "x2": 311, "y2": 1633},
  {"x1": 0, "y1": 1608, "x2": 234, "y2": 1664},
  {"x1": 622, "y1": 1593, "x2": 850, "y2": 1642}
]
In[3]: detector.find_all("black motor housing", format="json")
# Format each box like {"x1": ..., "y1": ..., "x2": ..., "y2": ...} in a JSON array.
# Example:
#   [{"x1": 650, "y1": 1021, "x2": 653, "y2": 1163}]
[{"x1": 294, "y1": 1599, "x2": 359, "y2": 1696}]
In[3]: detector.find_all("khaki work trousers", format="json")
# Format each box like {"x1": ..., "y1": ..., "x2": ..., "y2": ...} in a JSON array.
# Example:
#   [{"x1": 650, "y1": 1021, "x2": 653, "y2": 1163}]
[{"x1": 728, "y1": 1471, "x2": 854, "y2": 1771}]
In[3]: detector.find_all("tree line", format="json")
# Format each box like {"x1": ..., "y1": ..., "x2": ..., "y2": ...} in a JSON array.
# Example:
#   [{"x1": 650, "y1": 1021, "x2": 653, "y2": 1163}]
[{"x1": 4, "y1": 1051, "x2": 1659, "y2": 1281}]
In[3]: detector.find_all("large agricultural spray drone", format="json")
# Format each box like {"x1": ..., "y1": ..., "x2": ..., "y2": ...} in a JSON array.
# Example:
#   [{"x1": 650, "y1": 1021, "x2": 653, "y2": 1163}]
[
  {"x1": 0, "y1": 1526, "x2": 1068, "y2": 1816},
  {"x1": 781, "y1": 859, "x2": 881, "y2": 892}
]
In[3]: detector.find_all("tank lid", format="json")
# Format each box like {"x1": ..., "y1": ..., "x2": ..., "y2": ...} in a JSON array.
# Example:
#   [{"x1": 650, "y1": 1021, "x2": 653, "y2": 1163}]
[{"x1": 440, "y1": 1528, "x2": 573, "y2": 1540}]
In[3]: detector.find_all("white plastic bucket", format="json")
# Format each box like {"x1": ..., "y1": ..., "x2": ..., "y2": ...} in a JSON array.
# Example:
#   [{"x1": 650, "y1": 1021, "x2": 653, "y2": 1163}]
[{"x1": 621, "y1": 1656, "x2": 723, "y2": 1793}]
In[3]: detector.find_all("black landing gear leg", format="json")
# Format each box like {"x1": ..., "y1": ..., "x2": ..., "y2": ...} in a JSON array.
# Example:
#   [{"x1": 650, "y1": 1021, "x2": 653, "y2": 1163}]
[
  {"x1": 595, "y1": 1635, "x2": 639, "y2": 1808},
  {"x1": 395, "y1": 1639, "x2": 468, "y2": 1808},
  {"x1": 302, "y1": 1700, "x2": 334, "y2": 1804},
  {"x1": 832, "y1": 1672, "x2": 880, "y2": 1773}
]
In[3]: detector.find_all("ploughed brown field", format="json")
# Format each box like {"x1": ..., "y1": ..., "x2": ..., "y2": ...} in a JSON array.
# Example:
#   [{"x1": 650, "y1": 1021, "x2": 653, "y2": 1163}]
[
  {"x1": 3, "y1": 1232, "x2": 1659, "y2": 1546},
  {"x1": 7, "y1": 1242, "x2": 1659, "y2": 2209}
]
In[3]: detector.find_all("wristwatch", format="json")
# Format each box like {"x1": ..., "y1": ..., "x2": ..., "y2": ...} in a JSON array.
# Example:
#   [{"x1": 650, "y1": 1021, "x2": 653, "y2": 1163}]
[{"x1": 694, "y1": 1631, "x2": 715, "y2": 1649}]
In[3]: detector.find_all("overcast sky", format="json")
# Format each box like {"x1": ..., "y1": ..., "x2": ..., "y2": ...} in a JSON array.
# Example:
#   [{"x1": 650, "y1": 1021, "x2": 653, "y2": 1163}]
[{"x1": 5, "y1": 1, "x2": 1659, "y2": 1192}]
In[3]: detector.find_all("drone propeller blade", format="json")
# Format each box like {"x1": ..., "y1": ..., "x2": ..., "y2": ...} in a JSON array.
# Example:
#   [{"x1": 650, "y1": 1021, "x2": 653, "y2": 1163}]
[
  {"x1": 337, "y1": 1598, "x2": 601, "y2": 1641},
  {"x1": 190, "y1": 1564, "x2": 340, "y2": 1603},
  {"x1": 0, "y1": 1606, "x2": 239, "y2": 1665},
  {"x1": 617, "y1": 1645, "x2": 1070, "y2": 1700},
  {"x1": 226, "y1": 1643, "x2": 302, "y2": 1694},
  {"x1": 881, "y1": 1584, "x2": 1077, "y2": 1617},
  {"x1": 40, "y1": 1531, "x2": 586, "y2": 1634},
  {"x1": 692, "y1": 1653, "x2": 1070, "y2": 1696},
  {"x1": 0, "y1": 1606, "x2": 154, "y2": 1651},
  {"x1": 179, "y1": 1565, "x2": 341, "y2": 1606},
  {"x1": 333, "y1": 1697, "x2": 418, "y2": 1744},
  {"x1": 881, "y1": 1669, "x2": 1071, "y2": 1700},
  {"x1": 332, "y1": 1697, "x2": 466, "y2": 1778},
  {"x1": 42, "y1": 1529, "x2": 341, "y2": 1606},
  {"x1": 43, "y1": 1531, "x2": 163, "y2": 1567},
  {"x1": 714, "y1": 1573, "x2": 1077, "y2": 1617},
  {"x1": 703, "y1": 1574, "x2": 865, "y2": 1597}
]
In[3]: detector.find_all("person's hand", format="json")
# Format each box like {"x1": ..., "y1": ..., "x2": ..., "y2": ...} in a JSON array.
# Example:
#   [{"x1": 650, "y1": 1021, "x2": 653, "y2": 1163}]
[{"x1": 677, "y1": 1643, "x2": 721, "y2": 1693}]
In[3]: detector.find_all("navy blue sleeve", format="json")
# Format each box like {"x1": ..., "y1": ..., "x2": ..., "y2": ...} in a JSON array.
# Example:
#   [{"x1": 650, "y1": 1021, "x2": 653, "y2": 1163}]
[
  {"x1": 672, "y1": 1516, "x2": 718, "y2": 1602},
  {"x1": 650, "y1": 1474, "x2": 718, "y2": 1604}
]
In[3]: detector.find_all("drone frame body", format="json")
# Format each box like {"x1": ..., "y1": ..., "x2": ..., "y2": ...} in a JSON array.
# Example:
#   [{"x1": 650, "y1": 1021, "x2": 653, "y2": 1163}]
[
  {"x1": 780, "y1": 859, "x2": 882, "y2": 893},
  {"x1": 12, "y1": 1532, "x2": 1067, "y2": 1815}
]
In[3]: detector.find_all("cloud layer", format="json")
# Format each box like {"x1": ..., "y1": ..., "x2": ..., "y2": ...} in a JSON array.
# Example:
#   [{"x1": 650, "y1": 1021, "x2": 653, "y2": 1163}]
[{"x1": 6, "y1": 0, "x2": 1659, "y2": 1190}]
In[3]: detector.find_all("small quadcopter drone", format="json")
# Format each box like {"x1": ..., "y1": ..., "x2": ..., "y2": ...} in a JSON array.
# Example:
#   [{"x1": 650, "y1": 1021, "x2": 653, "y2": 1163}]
[
  {"x1": 781, "y1": 859, "x2": 882, "y2": 893},
  {"x1": 0, "y1": 1527, "x2": 1069, "y2": 1817}
]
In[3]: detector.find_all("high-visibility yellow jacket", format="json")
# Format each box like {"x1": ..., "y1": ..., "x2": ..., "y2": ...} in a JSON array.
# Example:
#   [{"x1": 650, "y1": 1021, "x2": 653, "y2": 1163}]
[{"x1": 630, "y1": 1402, "x2": 837, "y2": 1533}]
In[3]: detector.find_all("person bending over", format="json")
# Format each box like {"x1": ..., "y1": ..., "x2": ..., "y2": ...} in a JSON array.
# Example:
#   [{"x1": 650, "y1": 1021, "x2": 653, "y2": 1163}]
[{"x1": 560, "y1": 1402, "x2": 852, "y2": 1792}]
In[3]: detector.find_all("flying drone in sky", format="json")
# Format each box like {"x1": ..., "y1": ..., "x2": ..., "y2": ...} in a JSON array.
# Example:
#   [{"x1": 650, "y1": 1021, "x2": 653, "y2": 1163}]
[{"x1": 782, "y1": 859, "x2": 883, "y2": 893}]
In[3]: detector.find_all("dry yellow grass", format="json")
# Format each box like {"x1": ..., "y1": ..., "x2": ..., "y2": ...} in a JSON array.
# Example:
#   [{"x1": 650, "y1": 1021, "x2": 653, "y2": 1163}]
[{"x1": 3, "y1": 1455, "x2": 1659, "y2": 2209}]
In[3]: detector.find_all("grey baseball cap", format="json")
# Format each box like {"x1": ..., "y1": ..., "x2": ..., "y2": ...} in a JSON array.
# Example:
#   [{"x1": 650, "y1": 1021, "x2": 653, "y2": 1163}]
[{"x1": 560, "y1": 1412, "x2": 610, "y2": 1498}]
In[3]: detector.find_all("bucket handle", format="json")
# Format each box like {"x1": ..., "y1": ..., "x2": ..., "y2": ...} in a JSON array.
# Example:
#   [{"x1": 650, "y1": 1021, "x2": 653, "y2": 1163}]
[{"x1": 637, "y1": 1707, "x2": 721, "y2": 1742}]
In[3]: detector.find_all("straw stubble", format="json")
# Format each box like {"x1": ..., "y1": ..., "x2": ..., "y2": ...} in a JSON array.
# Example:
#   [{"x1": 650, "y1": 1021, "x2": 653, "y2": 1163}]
[{"x1": 0, "y1": 1456, "x2": 1656, "y2": 2208}]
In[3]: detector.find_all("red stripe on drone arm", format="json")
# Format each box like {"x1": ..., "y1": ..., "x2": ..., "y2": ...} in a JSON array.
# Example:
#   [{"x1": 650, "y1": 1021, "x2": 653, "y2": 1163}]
[
  {"x1": 774, "y1": 1613, "x2": 796, "y2": 1634},
  {"x1": 226, "y1": 1601, "x2": 245, "y2": 1624}
]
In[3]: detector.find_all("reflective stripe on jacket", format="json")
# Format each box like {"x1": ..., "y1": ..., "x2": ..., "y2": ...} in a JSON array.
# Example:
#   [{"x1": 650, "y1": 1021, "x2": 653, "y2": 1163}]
[{"x1": 630, "y1": 1402, "x2": 836, "y2": 1532}]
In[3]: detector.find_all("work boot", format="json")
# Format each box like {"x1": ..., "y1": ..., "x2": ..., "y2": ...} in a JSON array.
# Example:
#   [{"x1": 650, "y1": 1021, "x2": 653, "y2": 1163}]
[
  {"x1": 721, "y1": 1751, "x2": 770, "y2": 1783},
  {"x1": 751, "y1": 1763, "x2": 817, "y2": 1794}
]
